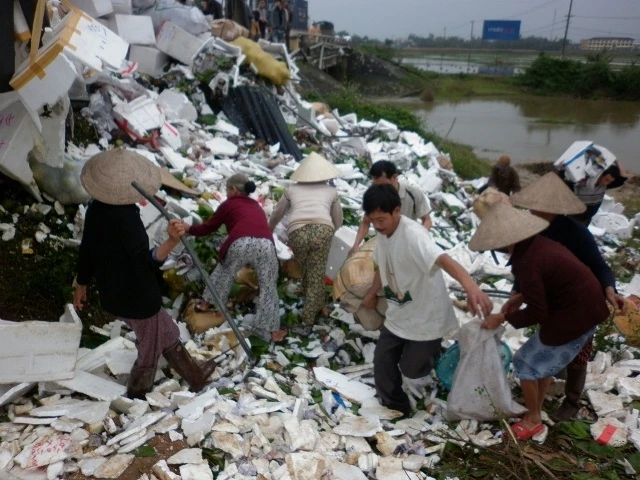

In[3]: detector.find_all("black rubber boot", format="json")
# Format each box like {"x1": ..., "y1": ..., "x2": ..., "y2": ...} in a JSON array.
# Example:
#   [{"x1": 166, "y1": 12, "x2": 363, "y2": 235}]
[
  {"x1": 551, "y1": 364, "x2": 587, "y2": 422},
  {"x1": 127, "y1": 363, "x2": 157, "y2": 399},
  {"x1": 163, "y1": 342, "x2": 217, "y2": 392}
]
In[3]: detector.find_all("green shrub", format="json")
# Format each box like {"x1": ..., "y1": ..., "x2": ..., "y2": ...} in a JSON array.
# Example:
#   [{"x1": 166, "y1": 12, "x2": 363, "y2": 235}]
[{"x1": 518, "y1": 53, "x2": 640, "y2": 100}]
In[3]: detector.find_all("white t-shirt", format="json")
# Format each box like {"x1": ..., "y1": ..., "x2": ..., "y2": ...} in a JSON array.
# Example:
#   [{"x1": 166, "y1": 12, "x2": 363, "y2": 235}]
[
  {"x1": 374, "y1": 216, "x2": 458, "y2": 341},
  {"x1": 398, "y1": 181, "x2": 431, "y2": 220}
]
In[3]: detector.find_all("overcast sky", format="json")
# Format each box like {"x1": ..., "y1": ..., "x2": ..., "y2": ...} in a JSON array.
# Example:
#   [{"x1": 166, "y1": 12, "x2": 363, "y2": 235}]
[{"x1": 308, "y1": 0, "x2": 640, "y2": 42}]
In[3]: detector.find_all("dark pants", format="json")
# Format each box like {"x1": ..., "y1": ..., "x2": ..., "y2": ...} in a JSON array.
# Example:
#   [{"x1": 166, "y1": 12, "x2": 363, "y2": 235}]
[
  {"x1": 374, "y1": 327, "x2": 441, "y2": 414},
  {"x1": 123, "y1": 309, "x2": 181, "y2": 368}
]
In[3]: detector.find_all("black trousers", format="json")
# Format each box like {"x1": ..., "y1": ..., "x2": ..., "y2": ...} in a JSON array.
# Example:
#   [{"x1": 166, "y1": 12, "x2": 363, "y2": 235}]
[{"x1": 374, "y1": 327, "x2": 441, "y2": 414}]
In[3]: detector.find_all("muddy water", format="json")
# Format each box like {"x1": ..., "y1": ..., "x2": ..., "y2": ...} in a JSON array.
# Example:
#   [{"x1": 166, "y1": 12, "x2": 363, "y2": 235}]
[{"x1": 404, "y1": 97, "x2": 640, "y2": 173}]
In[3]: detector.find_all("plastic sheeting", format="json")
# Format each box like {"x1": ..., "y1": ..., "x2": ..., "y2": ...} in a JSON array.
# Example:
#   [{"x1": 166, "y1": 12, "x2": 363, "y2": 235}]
[{"x1": 221, "y1": 85, "x2": 302, "y2": 160}]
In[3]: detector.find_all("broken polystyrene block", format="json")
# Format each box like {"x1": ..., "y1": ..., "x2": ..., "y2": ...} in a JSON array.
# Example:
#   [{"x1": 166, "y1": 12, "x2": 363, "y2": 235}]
[
  {"x1": 93, "y1": 454, "x2": 135, "y2": 479},
  {"x1": 78, "y1": 457, "x2": 108, "y2": 477},
  {"x1": 105, "y1": 349, "x2": 137, "y2": 376},
  {"x1": 113, "y1": 96, "x2": 165, "y2": 137},
  {"x1": 76, "y1": 336, "x2": 135, "y2": 373},
  {"x1": 211, "y1": 119, "x2": 240, "y2": 136},
  {"x1": 616, "y1": 377, "x2": 640, "y2": 399},
  {"x1": 591, "y1": 212, "x2": 635, "y2": 240},
  {"x1": 55, "y1": 371, "x2": 127, "y2": 401},
  {"x1": 325, "y1": 226, "x2": 357, "y2": 280},
  {"x1": 0, "y1": 304, "x2": 81, "y2": 384},
  {"x1": 591, "y1": 417, "x2": 629, "y2": 447},
  {"x1": 129, "y1": 45, "x2": 169, "y2": 77},
  {"x1": 157, "y1": 89, "x2": 198, "y2": 123},
  {"x1": 212, "y1": 432, "x2": 249, "y2": 460},
  {"x1": 159, "y1": 147, "x2": 193, "y2": 171},
  {"x1": 330, "y1": 460, "x2": 368, "y2": 480},
  {"x1": 376, "y1": 457, "x2": 420, "y2": 480},
  {"x1": 110, "y1": 15, "x2": 155, "y2": 46},
  {"x1": 285, "y1": 452, "x2": 330, "y2": 480},
  {"x1": 68, "y1": 0, "x2": 113, "y2": 17},
  {"x1": 358, "y1": 397, "x2": 404, "y2": 420},
  {"x1": 313, "y1": 367, "x2": 376, "y2": 404},
  {"x1": 111, "y1": 0, "x2": 133, "y2": 14},
  {"x1": 333, "y1": 415, "x2": 381, "y2": 437},
  {"x1": 205, "y1": 137, "x2": 239, "y2": 157},
  {"x1": 180, "y1": 463, "x2": 214, "y2": 480},
  {"x1": 30, "y1": 399, "x2": 110, "y2": 425},
  {"x1": 156, "y1": 22, "x2": 208, "y2": 66},
  {"x1": 167, "y1": 448, "x2": 205, "y2": 465},
  {"x1": 14, "y1": 433, "x2": 75, "y2": 469},
  {"x1": 0, "y1": 383, "x2": 36, "y2": 409},
  {"x1": 586, "y1": 390, "x2": 626, "y2": 418}
]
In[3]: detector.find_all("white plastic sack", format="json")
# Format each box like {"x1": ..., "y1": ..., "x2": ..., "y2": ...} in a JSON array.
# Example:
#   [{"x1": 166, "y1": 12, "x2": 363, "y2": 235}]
[
  {"x1": 142, "y1": 0, "x2": 211, "y2": 35},
  {"x1": 445, "y1": 319, "x2": 526, "y2": 421},
  {"x1": 30, "y1": 154, "x2": 90, "y2": 205}
]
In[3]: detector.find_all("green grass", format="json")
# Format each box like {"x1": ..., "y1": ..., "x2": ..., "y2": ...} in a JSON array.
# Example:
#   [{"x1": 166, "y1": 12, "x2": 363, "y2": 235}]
[
  {"x1": 430, "y1": 74, "x2": 520, "y2": 99},
  {"x1": 393, "y1": 61, "x2": 523, "y2": 101}
]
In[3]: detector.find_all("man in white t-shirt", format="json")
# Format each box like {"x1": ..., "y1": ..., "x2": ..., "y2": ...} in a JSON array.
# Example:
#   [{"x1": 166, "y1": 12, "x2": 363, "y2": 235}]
[
  {"x1": 361, "y1": 184, "x2": 492, "y2": 415},
  {"x1": 348, "y1": 160, "x2": 432, "y2": 256}
]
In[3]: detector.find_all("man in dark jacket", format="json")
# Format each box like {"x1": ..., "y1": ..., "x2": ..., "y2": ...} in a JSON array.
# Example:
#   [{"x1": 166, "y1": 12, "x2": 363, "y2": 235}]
[
  {"x1": 479, "y1": 155, "x2": 521, "y2": 196},
  {"x1": 73, "y1": 150, "x2": 216, "y2": 399},
  {"x1": 270, "y1": 0, "x2": 285, "y2": 43},
  {"x1": 283, "y1": 0, "x2": 293, "y2": 50}
]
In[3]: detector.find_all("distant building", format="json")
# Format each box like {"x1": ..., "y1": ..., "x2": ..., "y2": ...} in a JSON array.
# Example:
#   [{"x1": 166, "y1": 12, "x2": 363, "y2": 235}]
[{"x1": 580, "y1": 37, "x2": 635, "y2": 51}]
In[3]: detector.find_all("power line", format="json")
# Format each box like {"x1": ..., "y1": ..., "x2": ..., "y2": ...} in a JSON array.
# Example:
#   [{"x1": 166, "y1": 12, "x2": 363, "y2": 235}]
[
  {"x1": 436, "y1": 0, "x2": 562, "y2": 37},
  {"x1": 520, "y1": 20, "x2": 565, "y2": 35},
  {"x1": 503, "y1": 0, "x2": 564, "y2": 20},
  {"x1": 572, "y1": 15, "x2": 640, "y2": 20}
]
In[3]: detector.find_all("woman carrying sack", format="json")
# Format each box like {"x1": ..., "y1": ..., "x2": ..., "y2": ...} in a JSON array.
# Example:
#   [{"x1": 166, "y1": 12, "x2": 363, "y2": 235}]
[
  {"x1": 469, "y1": 203, "x2": 609, "y2": 441},
  {"x1": 269, "y1": 153, "x2": 343, "y2": 335},
  {"x1": 181, "y1": 173, "x2": 282, "y2": 342},
  {"x1": 73, "y1": 150, "x2": 217, "y2": 399}
]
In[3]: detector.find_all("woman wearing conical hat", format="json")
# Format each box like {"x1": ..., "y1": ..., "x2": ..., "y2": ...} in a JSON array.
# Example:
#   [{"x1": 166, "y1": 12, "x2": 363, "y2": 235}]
[
  {"x1": 470, "y1": 203, "x2": 609, "y2": 441},
  {"x1": 73, "y1": 150, "x2": 217, "y2": 399},
  {"x1": 268, "y1": 153, "x2": 343, "y2": 335},
  {"x1": 509, "y1": 172, "x2": 625, "y2": 422}
]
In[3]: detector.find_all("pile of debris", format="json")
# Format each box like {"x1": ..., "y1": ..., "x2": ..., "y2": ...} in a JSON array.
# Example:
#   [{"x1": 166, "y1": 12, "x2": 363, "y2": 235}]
[{"x1": 1, "y1": 1, "x2": 640, "y2": 479}]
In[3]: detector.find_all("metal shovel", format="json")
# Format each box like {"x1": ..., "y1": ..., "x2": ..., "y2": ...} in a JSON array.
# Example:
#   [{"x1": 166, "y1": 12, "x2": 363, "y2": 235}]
[{"x1": 131, "y1": 181, "x2": 256, "y2": 365}]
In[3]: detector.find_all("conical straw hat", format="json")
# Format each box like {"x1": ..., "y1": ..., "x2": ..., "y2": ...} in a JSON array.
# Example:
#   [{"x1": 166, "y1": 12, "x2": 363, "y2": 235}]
[
  {"x1": 290, "y1": 152, "x2": 341, "y2": 183},
  {"x1": 469, "y1": 203, "x2": 549, "y2": 252},
  {"x1": 511, "y1": 172, "x2": 586, "y2": 215},
  {"x1": 472, "y1": 187, "x2": 511, "y2": 219},
  {"x1": 81, "y1": 149, "x2": 162, "y2": 205}
]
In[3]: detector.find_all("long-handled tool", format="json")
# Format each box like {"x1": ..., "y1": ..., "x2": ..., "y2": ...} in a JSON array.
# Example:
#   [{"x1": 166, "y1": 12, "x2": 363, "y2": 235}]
[{"x1": 131, "y1": 181, "x2": 257, "y2": 365}]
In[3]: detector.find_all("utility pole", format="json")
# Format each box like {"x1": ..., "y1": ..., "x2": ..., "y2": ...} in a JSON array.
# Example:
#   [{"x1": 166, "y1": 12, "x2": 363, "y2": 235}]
[
  {"x1": 551, "y1": 8, "x2": 557, "y2": 39},
  {"x1": 561, "y1": 0, "x2": 574, "y2": 58},
  {"x1": 443, "y1": 27, "x2": 446, "y2": 40}
]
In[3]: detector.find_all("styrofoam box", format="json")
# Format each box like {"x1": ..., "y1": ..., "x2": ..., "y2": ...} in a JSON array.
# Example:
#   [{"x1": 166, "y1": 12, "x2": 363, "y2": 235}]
[
  {"x1": 129, "y1": 45, "x2": 169, "y2": 76},
  {"x1": 110, "y1": 14, "x2": 156, "y2": 46},
  {"x1": 553, "y1": 140, "x2": 593, "y2": 183},
  {"x1": 326, "y1": 226, "x2": 358, "y2": 280},
  {"x1": 0, "y1": 304, "x2": 82, "y2": 384},
  {"x1": 68, "y1": 0, "x2": 113, "y2": 18},
  {"x1": 156, "y1": 21, "x2": 208, "y2": 66},
  {"x1": 111, "y1": 0, "x2": 133, "y2": 14}
]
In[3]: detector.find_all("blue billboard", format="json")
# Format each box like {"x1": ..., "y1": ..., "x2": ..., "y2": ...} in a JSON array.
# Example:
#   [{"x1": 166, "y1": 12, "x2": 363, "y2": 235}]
[{"x1": 482, "y1": 20, "x2": 521, "y2": 41}]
